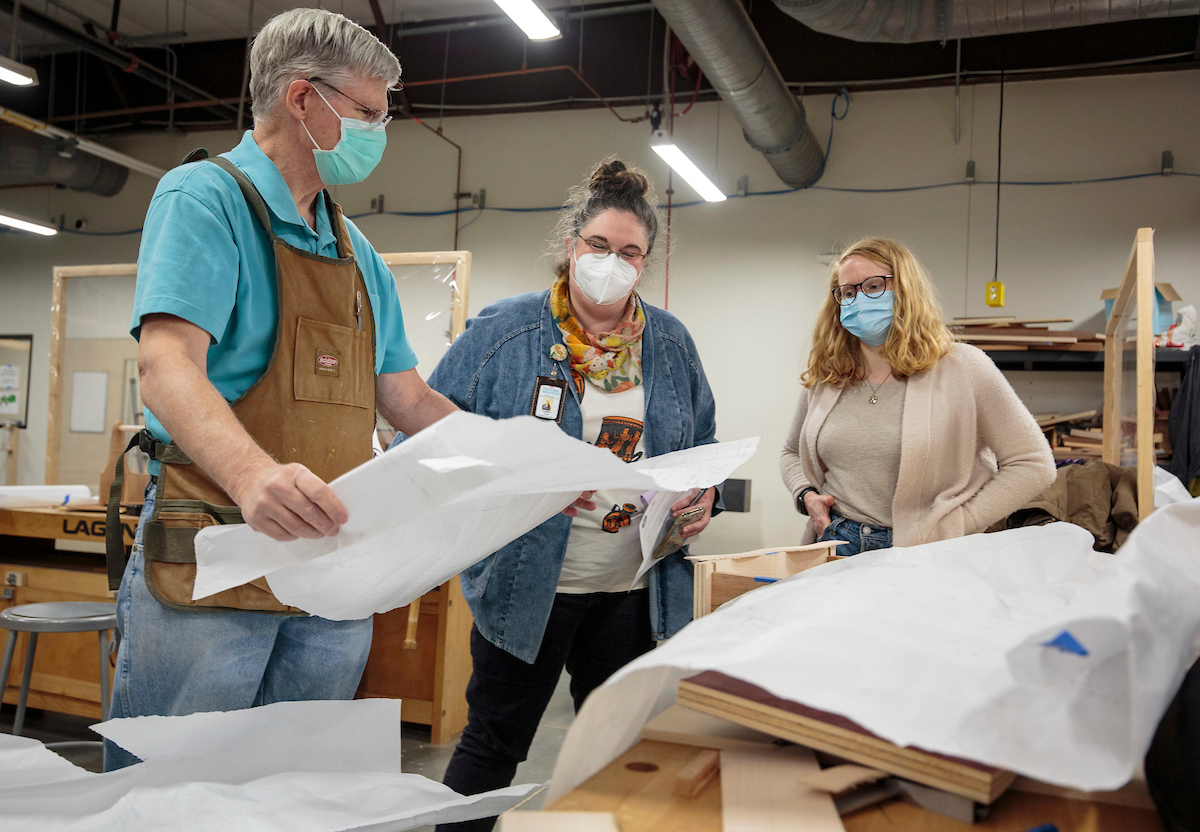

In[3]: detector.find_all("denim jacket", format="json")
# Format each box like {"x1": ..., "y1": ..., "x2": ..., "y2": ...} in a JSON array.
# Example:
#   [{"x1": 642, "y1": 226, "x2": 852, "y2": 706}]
[{"x1": 419, "y1": 289, "x2": 718, "y2": 663}]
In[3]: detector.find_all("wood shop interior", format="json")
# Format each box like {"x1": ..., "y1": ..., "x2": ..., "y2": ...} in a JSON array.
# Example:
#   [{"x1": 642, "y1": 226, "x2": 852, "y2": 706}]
[{"x1": 1, "y1": 1, "x2": 1199, "y2": 831}]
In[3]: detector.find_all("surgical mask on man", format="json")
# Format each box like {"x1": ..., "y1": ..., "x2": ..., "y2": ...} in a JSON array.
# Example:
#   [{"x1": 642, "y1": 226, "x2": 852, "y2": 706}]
[
  {"x1": 571, "y1": 245, "x2": 641, "y2": 306},
  {"x1": 302, "y1": 85, "x2": 387, "y2": 186},
  {"x1": 840, "y1": 289, "x2": 894, "y2": 346}
]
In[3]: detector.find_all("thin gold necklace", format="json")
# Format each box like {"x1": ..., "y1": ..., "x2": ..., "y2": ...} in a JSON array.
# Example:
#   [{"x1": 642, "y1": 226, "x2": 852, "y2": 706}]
[{"x1": 865, "y1": 373, "x2": 892, "y2": 404}]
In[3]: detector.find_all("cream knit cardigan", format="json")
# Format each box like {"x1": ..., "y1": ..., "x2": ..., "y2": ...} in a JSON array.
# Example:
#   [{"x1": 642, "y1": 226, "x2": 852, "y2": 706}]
[{"x1": 780, "y1": 343, "x2": 1057, "y2": 546}]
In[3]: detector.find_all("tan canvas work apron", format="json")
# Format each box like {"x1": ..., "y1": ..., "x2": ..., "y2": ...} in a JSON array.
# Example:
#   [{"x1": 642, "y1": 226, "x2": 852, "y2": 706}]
[{"x1": 108, "y1": 155, "x2": 377, "y2": 613}]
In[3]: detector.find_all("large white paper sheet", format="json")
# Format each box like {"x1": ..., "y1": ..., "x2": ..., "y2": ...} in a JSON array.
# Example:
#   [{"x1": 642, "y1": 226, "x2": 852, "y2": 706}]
[
  {"x1": 549, "y1": 500, "x2": 1200, "y2": 800},
  {"x1": 0, "y1": 484, "x2": 92, "y2": 508},
  {"x1": 0, "y1": 699, "x2": 538, "y2": 831},
  {"x1": 194, "y1": 413, "x2": 757, "y2": 620}
]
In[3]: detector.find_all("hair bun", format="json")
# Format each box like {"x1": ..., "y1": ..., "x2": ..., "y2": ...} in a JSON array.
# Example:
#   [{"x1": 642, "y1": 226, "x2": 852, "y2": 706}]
[{"x1": 589, "y1": 160, "x2": 649, "y2": 199}]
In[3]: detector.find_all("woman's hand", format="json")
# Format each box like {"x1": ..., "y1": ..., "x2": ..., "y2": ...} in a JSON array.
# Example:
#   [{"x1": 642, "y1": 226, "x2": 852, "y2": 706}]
[
  {"x1": 562, "y1": 491, "x2": 597, "y2": 517},
  {"x1": 805, "y1": 491, "x2": 836, "y2": 536},
  {"x1": 672, "y1": 487, "x2": 717, "y2": 539}
]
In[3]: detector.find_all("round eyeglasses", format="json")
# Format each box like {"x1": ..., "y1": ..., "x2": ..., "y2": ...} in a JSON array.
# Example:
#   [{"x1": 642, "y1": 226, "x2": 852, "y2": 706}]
[
  {"x1": 832, "y1": 275, "x2": 892, "y2": 306},
  {"x1": 578, "y1": 236, "x2": 646, "y2": 265}
]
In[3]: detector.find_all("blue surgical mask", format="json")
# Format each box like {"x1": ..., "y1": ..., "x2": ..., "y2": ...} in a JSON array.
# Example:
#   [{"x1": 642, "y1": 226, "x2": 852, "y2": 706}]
[
  {"x1": 840, "y1": 289, "x2": 894, "y2": 346},
  {"x1": 302, "y1": 85, "x2": 387, "y2": 185}
]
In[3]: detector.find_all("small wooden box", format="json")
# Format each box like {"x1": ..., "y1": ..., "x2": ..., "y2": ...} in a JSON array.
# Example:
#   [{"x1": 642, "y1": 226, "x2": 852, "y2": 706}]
[{"x1": 687, "y1": 543, "x2": 844, "y2": 618}]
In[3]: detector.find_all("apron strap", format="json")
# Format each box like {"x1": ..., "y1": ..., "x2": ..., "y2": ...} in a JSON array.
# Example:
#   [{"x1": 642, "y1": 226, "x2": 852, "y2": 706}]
[
  {"x1": 105, "y1": 433, "x2": 141, "y2": 591},
  {"x1": 143, "y1": 500, "x2": 244, "y2": 564},
  {"x1": 208, "y1": 157, "x2": 277, "y2": 243},
  {"x1": 327, "y1": 192, "x2": 354, "y2": 260}
]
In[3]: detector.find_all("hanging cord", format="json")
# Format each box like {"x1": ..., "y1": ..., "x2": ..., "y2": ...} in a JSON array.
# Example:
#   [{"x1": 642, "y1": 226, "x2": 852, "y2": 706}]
[
  {"x1": 993, "y1": 64, "x2": 1005, "y2": 284},
  {"x1": 805, "y1": 88, "x2": 851, "y2": 186}
]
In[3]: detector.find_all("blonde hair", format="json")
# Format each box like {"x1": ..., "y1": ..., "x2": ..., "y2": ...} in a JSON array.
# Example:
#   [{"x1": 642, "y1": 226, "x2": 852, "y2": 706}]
[{"x1": 801, "y1": 238, "x2": 953, "y2": 389}]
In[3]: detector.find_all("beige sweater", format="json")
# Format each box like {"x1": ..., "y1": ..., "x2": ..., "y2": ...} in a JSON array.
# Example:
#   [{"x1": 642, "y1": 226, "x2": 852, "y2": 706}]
[{"x1": 779, "y1": 343, "x2": 1056, "y2": 546}]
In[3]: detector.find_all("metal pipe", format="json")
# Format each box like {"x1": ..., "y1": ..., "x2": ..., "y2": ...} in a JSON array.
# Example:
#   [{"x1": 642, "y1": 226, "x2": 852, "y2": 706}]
[
  {"x1": 387, "y1": 2, "x2": 654, "y2": 38},
  {"x1": 0, "y1": 0, "x2": 239, "y2": 121},
  {"x1": 235, "y1": 0, "x2": 254, "y2": 132},
  {"x1": 652, "y1": 0, "x2": 824, "y2": 188},
  {"x1": 9, "y1": 0, "x2": 19, "y2": 59},
  {"x1": 954, "y1": 38, "x2": 960, "y2": 145}
]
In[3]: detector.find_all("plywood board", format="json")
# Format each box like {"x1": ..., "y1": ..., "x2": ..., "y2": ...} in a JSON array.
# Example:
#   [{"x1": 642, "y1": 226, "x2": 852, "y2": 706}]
[
  {"x1": 679, "y1": 672, "x2": 1015, "y2": 804},
  {"x1": 721, "y1": 745, "x2": 844, "y2": 832},
  {"x1": 797, "y1": 764, "x2": 888, "y2": 794},
  {"x1": 498, "y1": 812, "x2": 620, "y2": 831}
]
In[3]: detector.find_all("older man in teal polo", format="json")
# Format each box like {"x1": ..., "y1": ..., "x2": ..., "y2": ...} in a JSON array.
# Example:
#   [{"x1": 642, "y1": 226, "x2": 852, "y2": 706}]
[{"x1": 105, "y1": 8, "x2": 457, "y2": 769}]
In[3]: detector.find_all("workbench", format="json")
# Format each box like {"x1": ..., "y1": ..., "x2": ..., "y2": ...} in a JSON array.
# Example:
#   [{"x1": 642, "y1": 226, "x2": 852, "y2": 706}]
[
  {"x1": 0, "y1": 504, "x2": 133, "y2": 719},
  {"x1": 546, "y1": 739, "x2": 1164, "y2": 832}
]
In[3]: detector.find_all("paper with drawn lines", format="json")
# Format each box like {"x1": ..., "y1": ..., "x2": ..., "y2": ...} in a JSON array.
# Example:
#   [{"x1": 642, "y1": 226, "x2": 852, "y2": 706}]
[{"x1": 193, "y1": 412, "x2": 757, "y2": 620}]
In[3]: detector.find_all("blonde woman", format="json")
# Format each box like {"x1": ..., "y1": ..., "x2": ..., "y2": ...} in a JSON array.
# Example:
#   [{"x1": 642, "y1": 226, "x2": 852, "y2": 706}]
[{"x1": 780, "y1": 238, "x2": 1055, "y2": 553}]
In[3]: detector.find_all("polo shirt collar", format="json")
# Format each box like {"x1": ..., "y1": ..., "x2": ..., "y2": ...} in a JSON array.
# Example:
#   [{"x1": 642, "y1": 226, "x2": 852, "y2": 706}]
[{"x1": 224, "y1": 130, "x2": 338, "y2": 251}]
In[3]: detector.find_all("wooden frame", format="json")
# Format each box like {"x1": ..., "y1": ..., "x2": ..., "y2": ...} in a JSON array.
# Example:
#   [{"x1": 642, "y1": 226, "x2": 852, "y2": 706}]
[
  {"x1": 45, "y1": 264, "x2": 139, "y2": 486},
  {"x1": 45, "y1": 251, "x2": 475, "y2": 743},
  {"x1": 1102, "y1": 228, "x2": 1156, "y2": 521},
  {"x1": 358, "y1": 249, "x2": 473, "y2": 744},
  {"x1": 688, "y1": 543, "x2": 843, "y2": 619}
]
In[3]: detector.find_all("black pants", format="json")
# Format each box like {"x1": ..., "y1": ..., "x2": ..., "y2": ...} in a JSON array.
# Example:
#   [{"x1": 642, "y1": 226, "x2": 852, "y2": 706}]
[
  {"x1": 438, "y1": 589, "x2": 653, "y2": 832},
  {"x1": 1146, "y1": 657, "x2": 1200, "y2": 832}
]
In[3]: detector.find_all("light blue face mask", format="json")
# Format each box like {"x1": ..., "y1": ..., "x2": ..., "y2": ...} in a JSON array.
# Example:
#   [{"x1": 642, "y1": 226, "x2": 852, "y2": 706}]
[
  {"x1": 840, "y1": 289, "x2": 895, "y2": 346},
  {"x1": 302, "y1": 85, "x2": 387, "y2": 186}
]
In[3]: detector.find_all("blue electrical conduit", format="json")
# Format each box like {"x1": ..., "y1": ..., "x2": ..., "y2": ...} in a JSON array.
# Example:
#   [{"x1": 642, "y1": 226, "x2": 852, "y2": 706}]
[{"x1": 23, "y1": 170, "x2": 1196, "y2": 237}]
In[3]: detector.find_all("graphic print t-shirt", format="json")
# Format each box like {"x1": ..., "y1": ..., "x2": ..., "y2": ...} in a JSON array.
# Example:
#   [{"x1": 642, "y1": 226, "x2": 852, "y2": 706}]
[{"x1": 556, "y1": 383, "x2": 648, "y2": 594}]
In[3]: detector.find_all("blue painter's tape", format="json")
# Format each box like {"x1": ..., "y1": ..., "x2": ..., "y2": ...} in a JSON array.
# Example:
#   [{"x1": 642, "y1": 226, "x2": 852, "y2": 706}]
[
  {"x1": 754, "y1": 576, "x2": 778, "y2": 584},
  {"x1": 1024, "y1": 825, "x2": 1060, "y2": 832},
  {"x1": 1043, "y1": 630, "x2": 1088, "y2": 656}
]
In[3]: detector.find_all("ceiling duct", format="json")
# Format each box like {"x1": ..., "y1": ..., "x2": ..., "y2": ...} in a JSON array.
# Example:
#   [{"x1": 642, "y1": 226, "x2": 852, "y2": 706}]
[
  {"x1": 0, "y1": 124, "x2": 128, "y2": 196},
  {"x1": 652, "y1": 0, "x2": 825, "y2": 188},
  {"x1": 771, "y1": 0, "x2": 1200, "y2": 43}
]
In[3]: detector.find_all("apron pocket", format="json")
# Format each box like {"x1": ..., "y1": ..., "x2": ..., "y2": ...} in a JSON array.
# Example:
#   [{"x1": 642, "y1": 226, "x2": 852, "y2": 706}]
[{"x1": 294, "y1": 316, "x2": 372, "y2": 409}]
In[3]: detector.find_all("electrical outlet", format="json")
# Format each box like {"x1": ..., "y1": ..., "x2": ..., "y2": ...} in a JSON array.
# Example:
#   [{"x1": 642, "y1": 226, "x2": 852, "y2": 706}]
[
  {"x1": 985, "y1": 281, "x2": 1005, "y2": 308},
  {"x1": 4, "y1": 571, "x2": 26, "y2": 587}
]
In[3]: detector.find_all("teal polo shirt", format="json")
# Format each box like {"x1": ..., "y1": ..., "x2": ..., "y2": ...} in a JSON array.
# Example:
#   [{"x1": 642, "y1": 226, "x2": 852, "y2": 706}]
[{"x1": 132, "y1": 130, "x2": 418, "y2": 474}]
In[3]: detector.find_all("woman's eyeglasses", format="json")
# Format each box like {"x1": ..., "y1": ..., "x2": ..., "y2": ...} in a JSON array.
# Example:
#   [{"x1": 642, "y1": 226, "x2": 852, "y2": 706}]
[
  {"x1": 578, "y1": 236, "x2": 646, "y2": 265},
  {"x1": 832, "y1": 275, "x2": 892, "y2": 306}
]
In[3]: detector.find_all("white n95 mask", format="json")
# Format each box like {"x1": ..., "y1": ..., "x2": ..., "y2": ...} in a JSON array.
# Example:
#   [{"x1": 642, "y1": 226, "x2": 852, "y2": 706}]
[{"x1": 572, "y1": 247, "x2": 640, "y2": 306}]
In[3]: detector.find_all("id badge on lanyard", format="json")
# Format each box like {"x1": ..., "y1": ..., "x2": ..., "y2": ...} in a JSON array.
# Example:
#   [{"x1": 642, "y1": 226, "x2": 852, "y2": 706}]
[{"x1": 530, "y1": 375, "x2": 567, "y2": 424}]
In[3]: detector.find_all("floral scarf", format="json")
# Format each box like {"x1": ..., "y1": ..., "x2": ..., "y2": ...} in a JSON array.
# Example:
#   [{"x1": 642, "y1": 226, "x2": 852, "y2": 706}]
[{"x1": 550, "y1": 273, "x2": 645, "y2": 395}]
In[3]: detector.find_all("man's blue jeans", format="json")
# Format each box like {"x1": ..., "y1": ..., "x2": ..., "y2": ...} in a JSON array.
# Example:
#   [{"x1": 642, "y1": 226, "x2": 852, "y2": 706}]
[
  {"x1": 103, "y1": 485, "x2": 374, "y2": 770},
  {"x1": 817, "y1": 511, "x2": 894, "y2": 556}
]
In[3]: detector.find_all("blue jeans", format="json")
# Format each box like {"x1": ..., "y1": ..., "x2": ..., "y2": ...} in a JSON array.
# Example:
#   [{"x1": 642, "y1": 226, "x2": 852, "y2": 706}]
[
  {"x1": 103, "y1": 485, "x2": 374, "y2": 770},
  {"x1": 817, "y1": 511, "x2": 894, "y2": 556}
]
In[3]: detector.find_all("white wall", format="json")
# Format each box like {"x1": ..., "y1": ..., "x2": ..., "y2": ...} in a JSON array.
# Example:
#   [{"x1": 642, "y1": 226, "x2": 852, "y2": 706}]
[{"x1": 1, "y1": 68, "x2": 1197, "y2": 555}]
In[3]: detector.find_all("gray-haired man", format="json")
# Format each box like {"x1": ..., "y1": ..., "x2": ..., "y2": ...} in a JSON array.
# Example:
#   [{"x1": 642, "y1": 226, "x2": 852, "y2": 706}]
[{"x1": 105, "y1": 9, "x2": 456, "y2": 770}]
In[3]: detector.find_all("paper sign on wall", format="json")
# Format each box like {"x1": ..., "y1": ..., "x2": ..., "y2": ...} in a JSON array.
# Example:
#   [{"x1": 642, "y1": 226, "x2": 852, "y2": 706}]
[
  {"x1": 0, "y1": 392, "x2": 19, "y2": 416},
  {"x1": 69, "y1": 371, "x2": 108, "y2": 434},
  {"x1": 0, "y1": 364, "x2": 18, "y2": 389}
]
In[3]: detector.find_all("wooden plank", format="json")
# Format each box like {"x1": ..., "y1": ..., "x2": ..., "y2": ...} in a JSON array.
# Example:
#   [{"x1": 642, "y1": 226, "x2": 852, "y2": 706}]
[
  {"x1": 1135, "y1": 229, "x2": 1156, "y2": 520},
  {"x1": 952, "y1": 332, "x2": 1079, "y2": 344},
  {"x1": 0, "y1": 507, "x2": 137, "y2": 546},
  {"x1": 1037, "y1": 410, "x2": 1099, "y2": 427},
  {"x1": 674, "y1": 748, "x2": 720, "y2": 797},
  {"x1": 548, "y1": 739, "x2": 724, "y2": 832},
  {"x1": 45, "y1": 269, "x2": 67, "y2": 486},
  {"x1": 641, "y1": 704, "x2": 777, "y2": 752},
  {"x1": 431, "y1": 576, "x2": 473, "y2": 744},
  {"x1": 498, "y1": 812, "x2": 620, "y2": 831},
  {"x1": 797, "y1": 764, "x2": 888, "y2": 794},
  {"x1": 679, "y1": 673, "x2": 1015, "y2": 804},
  {"x1": 953, "y1": 317, "x2": 1074, "y2": 325},
  {"x1": 53, "y1": 264, "x2": 139, "y2": 279},
  {"x1": 709, "y1": 574, "x2": 767, "y2": 610},
  {"x1": 721, "y1": 745, "x2": 844, "y2": 832}
]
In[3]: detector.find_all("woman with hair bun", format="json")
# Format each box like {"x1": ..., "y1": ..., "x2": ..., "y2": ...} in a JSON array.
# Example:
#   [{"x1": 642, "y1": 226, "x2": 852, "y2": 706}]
[
  {"x1": 780, "y1": 238, "x2": 1055, "y2": 555},
  {"x1": 423, "y1": 159, "x2": 719, "y2": 830}
]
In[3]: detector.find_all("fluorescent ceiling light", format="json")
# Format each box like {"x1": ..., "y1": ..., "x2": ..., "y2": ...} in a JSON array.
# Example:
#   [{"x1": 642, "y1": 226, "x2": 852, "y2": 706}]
[
  {"x1": 0, "y1": 209, "x2": 57, "y2": 236},
  {"x1": 492, "y1": 0, "x2": 561, "y2": 40},
  {"x1": 650, "y1": 131, "x2": 727, "y2": 203},
  {"x1": 0, "y1": 55, "x2": 38, "y2": 87}
]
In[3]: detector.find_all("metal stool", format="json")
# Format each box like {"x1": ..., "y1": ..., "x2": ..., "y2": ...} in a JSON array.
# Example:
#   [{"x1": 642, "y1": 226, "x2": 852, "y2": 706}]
[{"x1": 0, "y1": 602, "x2": 117, "y2": 736}]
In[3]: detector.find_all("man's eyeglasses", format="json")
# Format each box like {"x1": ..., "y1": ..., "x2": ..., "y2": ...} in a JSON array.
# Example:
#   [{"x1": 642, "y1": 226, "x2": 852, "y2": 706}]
[
  {"x1": 832, "y1": 275, "x2": 892, "y2": 306},
  {"x1": 308, "y1": 77, "x2": 393, "y2": 127},
  {"x1": 578, "y1": 236, "x2": 646, "y2": 265}
]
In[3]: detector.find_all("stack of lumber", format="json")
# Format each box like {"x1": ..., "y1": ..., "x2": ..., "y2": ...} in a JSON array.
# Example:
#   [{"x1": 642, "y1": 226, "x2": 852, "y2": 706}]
[
  {"x1": 948, "y1": 317, "x2": 1105, "y2": 352},
  {"x1": 1035, "y1": 409, "x2": 1167, "y2": 461}
]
